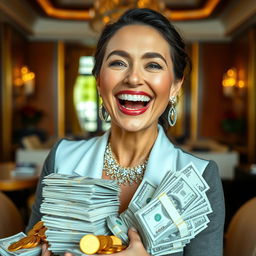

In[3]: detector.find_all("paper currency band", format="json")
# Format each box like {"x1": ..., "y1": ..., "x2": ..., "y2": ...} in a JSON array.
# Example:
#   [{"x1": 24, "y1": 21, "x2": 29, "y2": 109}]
[
  {"x1": 158, "y1": 193, "x2": 189, "y2": 237},
  {"x1": 112, "y1": 225, "x2": 125, "y2": 235}
]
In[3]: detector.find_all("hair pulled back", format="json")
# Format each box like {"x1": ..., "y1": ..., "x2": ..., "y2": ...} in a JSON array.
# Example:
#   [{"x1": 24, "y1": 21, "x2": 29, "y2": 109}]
[
  {"x1": 92, "y1": 8, "x2": 190, "y2": 132},
  {"x1": 92, "y1": 8, "x2": 190, "y2": 81}
]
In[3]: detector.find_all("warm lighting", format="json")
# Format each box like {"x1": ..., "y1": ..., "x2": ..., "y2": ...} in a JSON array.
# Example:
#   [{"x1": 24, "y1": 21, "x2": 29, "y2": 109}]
[
  {"x1": 237, "y1": 80, "x2": 245, "y2": 88},
  {"x1": 14, "y1": 66, "x2": 36, "y2": 95},
  {"x1": 89, "y1": 0, "x2": 165, "y2": 32},
  {"x1": 36, "y1": 0, "x2": 221, "y2": 30},
  {"x1": 222, "y1": 67, "x2": 245, "y2": 97}
]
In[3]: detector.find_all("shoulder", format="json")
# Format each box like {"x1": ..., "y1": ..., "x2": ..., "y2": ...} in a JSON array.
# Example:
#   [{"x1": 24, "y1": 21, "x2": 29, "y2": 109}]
[
  {"x1": 44, "y1": 136, "x2": 99, "y2": 174},
  {"x1": 172, "y1": 144, "x2": 210, "y2": 176},
  {"x1": 56, "y1": 136, "x2": 98, "y2": 156}
]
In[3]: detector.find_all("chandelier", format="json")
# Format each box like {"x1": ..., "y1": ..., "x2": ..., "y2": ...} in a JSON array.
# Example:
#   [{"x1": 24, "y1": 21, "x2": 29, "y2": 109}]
[{"x1": 89, "y1": 0, "x2": 165, "y2": 32}]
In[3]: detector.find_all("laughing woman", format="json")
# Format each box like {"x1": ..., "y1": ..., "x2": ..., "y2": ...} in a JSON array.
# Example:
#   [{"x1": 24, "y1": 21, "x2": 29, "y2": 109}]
[{"x1": 27, "y1": 8, "x2": 225, "y2": 256}]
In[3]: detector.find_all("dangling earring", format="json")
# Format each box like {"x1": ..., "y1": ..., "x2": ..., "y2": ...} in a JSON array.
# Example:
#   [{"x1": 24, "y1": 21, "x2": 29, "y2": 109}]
[
  {"x1": 99, "y1": 103, "x2": 110, "y2": 122},
  {"x1": 168, "y1": 96, "x2": 177, "y2": 127}
]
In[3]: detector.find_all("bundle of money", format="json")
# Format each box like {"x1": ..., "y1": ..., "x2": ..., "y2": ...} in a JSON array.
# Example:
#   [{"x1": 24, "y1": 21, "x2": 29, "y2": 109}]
[
  {"x1": 0, "y1": 232, "x2": 41, "y2": 256},
  {"x1": 107, "y1": 162, "x2": 212, "y2": 255},
  {"x1": 40, "y1": 173, "x2": 120, "y2": 255}
]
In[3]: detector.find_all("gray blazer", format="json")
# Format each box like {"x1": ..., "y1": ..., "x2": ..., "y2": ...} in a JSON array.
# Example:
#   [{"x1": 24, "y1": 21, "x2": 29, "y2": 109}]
[{"x1": 27, "y1": 125, "x2": 225, "y2": 255}]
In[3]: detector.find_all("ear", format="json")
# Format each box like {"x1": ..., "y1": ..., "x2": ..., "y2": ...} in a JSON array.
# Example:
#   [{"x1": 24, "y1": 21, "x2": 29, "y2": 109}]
[{"x1": 169, "y1": 78, "x2": 184, "y2": 98}]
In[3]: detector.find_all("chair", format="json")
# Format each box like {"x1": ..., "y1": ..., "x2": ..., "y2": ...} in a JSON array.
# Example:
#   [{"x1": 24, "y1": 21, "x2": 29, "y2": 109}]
[
  {"x1": 0, "y1": 192, "x2": 25, "y2": 238},
  {"x1": 224, "y1": 197, "x2": 256, "y2": 256}
]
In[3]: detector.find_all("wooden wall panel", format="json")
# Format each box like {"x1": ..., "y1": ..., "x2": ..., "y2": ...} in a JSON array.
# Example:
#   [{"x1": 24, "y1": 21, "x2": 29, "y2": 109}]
[
  {"x1": 200, "y1": 43, "x2": 231, "y2": 139},
  {"x1": 27, "y1": 42, "x2": 56, "y2": 137}
]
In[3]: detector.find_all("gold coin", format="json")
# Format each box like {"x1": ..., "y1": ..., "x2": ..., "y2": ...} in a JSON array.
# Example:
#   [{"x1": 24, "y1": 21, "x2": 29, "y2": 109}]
[
  {"x1": 98, "y1": 248, "x2": 116, "y2": 254},
  {"x1": 110, "y1": 236, "x2": 122, "y2": 246},
  {"x1": 80, "y1": 234, "x2": 100, "y2": 255},
  {"x1": 38, "y1": 226, "x2": 47, "y2": 238},
  {"x1": 20, "y1": 236, "x2": 36, "y2": 249},
  {"x1": 8, "y1": 241, "x2": 23, "y2": 252},
  {"x1": 26, "y1": 235, "x2": 40, "y2": 248},
  {"x1": 27, "y1": 229, "x2": 37, "y2": 236},
  {"x1": 112, "y1": 244, "x2": 127, "y2": 252},
  {"x1": 32, "y1": 221, "x2": 44, "y2": 232},
  {"x1": 98, "y1": 236, "x2": 113, "y2": 251},
  {"x1": 32, "y1": 236, "x2": 41, "y2": 247}
]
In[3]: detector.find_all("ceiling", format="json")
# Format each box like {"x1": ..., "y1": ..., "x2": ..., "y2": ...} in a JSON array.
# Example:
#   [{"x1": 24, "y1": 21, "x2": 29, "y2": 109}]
[
  {"x1": 0, "y1": 0, "x2": 256, "y2": 46},
  {"x1": 30, "y1": 0, "x2": 225, "y2": 21}
]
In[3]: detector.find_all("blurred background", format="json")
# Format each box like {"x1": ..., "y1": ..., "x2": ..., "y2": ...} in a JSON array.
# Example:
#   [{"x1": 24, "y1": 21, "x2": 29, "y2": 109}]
[{"x1": 0, "y1": 0, "x2": 256, "y2": 252}]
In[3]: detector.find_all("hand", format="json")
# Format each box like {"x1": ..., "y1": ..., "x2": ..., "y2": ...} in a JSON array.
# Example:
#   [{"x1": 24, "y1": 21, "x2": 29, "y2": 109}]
[
  {"x1": 107, "y1": 227, "x2": 150, "y2": 256},
  {"x1": 41, "y1": 243, "x2": 52, "y2": 256},
  {"x1": 65, "y1": 228, "x2": 149, "y2": 256}
]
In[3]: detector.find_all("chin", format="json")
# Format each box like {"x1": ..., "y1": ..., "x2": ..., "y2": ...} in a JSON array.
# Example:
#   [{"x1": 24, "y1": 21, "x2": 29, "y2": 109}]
[{"x1": 115, "y1": 118, "x2": 156, "y2": 133}]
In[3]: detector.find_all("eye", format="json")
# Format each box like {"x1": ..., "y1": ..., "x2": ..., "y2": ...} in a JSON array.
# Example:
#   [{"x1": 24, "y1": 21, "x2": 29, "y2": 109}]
[
  {"x1": 146, "y1": 62, "x2": 163, "y2": 70},
  {"x1": 108, "y1": 60, "x2": 127, "y2": 68}
]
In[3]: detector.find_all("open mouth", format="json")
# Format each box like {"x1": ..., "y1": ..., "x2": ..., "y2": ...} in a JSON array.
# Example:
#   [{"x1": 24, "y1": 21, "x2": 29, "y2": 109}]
[{"x1": 115, "y1": 92, "x2": 151, "y2": 115}]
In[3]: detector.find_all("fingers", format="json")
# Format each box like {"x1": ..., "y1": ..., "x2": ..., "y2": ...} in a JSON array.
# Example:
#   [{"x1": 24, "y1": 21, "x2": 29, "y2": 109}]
[
  {"x1": 64, "y1": 253, "x2": 73, "y2": 256},
  {"x1": 41, "y1": 243, "x2": 52, "y2": 256},
  {"x1": 128, "y1": 227, "x2": 141, "y2": 244}
]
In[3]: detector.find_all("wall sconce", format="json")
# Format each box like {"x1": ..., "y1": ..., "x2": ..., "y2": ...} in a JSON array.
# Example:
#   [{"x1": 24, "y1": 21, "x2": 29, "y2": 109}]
[
  {"x1": 14, "y1": 66, "x2": 36, "y2": 96},
  {"x1": 222, "y1": 67, "x2": 245, "y2": 97}
]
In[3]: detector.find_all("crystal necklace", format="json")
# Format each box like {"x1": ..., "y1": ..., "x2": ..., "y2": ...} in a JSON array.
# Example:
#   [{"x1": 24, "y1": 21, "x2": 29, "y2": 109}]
[{"x1": 103, "y1": 143, "x2": 148, "y2": 186}]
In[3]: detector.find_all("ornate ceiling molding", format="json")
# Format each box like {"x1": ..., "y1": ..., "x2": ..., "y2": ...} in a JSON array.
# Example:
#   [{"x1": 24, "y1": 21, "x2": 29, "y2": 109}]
[{"x1": 36, "y1": 0, "x2": 221, "y2": 21}]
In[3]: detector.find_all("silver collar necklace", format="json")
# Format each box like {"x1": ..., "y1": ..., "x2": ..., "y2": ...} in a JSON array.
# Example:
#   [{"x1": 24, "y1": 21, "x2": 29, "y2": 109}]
[{"x1": 103, "y1": 143, "x2": 148, "y2": 186}]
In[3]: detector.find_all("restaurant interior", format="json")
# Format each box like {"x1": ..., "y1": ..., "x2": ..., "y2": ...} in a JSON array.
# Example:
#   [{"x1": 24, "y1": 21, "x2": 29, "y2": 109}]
[{"x1": 0, "y1": 0, "x2": 256, "y2": 255}]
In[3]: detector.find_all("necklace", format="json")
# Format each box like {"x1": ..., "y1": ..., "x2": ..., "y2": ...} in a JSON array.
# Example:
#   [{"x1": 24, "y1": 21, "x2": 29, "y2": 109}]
[{"x1": 103, "y1": 143, "x2": 148, "y2": 186}]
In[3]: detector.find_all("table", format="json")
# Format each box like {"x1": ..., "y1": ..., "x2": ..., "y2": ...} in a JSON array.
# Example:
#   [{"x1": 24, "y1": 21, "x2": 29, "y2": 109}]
[{"x1": 0, "y1": 162, "x2": 39, "y2": 191}]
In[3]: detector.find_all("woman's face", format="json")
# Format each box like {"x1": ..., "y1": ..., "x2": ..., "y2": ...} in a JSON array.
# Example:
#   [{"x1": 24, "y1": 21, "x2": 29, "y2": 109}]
[{"x1": 98, "y1": 24, "x2": 181, "y2": 132}]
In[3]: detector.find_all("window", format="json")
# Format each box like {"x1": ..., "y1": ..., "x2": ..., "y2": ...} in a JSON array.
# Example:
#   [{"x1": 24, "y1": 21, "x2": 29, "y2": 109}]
[{"x1": 74, "y1": 56, "x2": 110, "y2": 133}]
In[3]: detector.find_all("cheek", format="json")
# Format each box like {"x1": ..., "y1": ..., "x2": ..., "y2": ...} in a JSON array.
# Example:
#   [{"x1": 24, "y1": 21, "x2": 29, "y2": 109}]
[
  {"x1": 98, "y1": 69, "x2": 122, "y2": 95},
  {"x1": 151, "y1": 74, "x2": 172, "y2": 99},
  {"x1": 98, "y1": 70, "x2": 113, "y2": 95}
]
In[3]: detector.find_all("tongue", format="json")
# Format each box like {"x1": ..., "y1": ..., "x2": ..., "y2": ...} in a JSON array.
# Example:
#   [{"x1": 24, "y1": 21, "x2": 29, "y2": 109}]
[{"x1": 123, "y1": 100, "x2": 145, "y2": 109}]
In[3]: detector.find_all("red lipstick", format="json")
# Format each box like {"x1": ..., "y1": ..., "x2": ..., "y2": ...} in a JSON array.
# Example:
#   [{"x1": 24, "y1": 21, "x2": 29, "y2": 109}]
[{"x1": 115, "y1": 90, "x2": 151, "y2": 116}]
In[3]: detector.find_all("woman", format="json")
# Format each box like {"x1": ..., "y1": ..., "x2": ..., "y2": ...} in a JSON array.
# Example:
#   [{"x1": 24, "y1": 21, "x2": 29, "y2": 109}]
[{"x1": 28, "y1": 8, "x2": 225, "y2": 256}]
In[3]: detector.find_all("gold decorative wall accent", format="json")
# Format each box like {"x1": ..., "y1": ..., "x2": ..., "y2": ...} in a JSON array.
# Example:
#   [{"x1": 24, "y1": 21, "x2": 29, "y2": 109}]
[
  {"x1": 0, "y1": 25, "x2": 12, "y2": 161},
  {"x1": 57, "y1": 41, "x2": 65, "y2": 138},
  {"x1": 190, "y1": 42, "x2": 200, "y2": 141},
  {"x1": 248, "y1": 28, "x2": 256, "y2": 163}
]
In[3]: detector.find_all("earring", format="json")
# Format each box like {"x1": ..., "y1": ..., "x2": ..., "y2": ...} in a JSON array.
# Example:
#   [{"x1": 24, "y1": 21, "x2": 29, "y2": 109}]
[
  {"x1": 168, "y1": 96, "x2": 177, "y2": 127},
  {"x1": 99, "y1": 104, "x2": 110, "y2": 122}
]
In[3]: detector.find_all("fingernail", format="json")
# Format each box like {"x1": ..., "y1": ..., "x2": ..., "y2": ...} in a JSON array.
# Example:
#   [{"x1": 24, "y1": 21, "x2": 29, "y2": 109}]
[{"x1": 130, "y1": 226, "x2": 137, "y2": 232}]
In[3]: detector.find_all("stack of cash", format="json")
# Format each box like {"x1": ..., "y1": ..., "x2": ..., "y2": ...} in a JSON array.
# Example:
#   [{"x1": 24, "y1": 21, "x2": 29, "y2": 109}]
[
  {"x1": 107, "y1": 163, "x2": 212, "y2": 255},
  {"x1": 40, "y1": 173, "x2": 120, "y2": 255}
]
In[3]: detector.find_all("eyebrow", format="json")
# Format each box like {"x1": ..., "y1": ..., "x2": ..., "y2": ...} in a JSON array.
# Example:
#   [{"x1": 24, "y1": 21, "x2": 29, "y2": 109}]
[
  {"x1": 106, "y1": 50, "x2": 167, "y2": 65},
  {"x1": 142, "y1": 52, "x2": 167, "y2": 65}
]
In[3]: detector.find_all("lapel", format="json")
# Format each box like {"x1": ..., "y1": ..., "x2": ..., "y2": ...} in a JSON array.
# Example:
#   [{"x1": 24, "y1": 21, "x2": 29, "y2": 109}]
[
  {"x1": 70, "y1": 125, "x2": 208, "y2": 184},
  {"x1": 73, "y1": 130, "x2": 110, "y2": 178},
  {"x1": 144, "y1": 125, "x2": 176, "y2": 185},
  {"x1": 73, "y1": 125, "x2": 175, "y2": 185}
]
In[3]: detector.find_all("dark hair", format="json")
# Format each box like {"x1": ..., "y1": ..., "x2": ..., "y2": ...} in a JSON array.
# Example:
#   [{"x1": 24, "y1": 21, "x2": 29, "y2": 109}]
[{"x1": 92, "y1": 8, "x2": 190, "y2": 131}]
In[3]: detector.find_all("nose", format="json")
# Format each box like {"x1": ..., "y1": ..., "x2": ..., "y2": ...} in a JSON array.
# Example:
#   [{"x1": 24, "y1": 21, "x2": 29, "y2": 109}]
[{"x1": 124, "y1": 66, "x2": 143, "y2": 86}]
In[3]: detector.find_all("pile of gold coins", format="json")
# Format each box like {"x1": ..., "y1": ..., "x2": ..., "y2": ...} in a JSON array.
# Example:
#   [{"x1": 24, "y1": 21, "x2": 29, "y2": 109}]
[
  {"x1": 8, "y1": 221, "x2": 47, "y2": 252},
  {"x1": 80, "y1": 234, "x2": 127, "y2": 255}
]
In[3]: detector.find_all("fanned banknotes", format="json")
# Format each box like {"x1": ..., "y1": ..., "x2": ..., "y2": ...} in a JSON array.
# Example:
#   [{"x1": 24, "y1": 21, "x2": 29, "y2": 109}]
[
  {"x1": 12, "y1": 162, "x2": 212, "y2": 256},
  {"x1": 107, "y1": 162, "x2": 212, "y2": 255}
]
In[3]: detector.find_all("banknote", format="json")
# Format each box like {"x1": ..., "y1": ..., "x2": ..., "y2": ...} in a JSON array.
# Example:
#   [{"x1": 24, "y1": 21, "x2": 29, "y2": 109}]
[
  {"x1": 119, "y1": 163, "x2": 212, "y2": 255},
  {"x1": 0, "y1": 232, "x2": 41, "y2": 256},
  {"x1": 32, "y1": 163, "x2": 211, "y2": 256},
  {"x1": 41, "y1": 173, "x2": 120, "y2": 255}
]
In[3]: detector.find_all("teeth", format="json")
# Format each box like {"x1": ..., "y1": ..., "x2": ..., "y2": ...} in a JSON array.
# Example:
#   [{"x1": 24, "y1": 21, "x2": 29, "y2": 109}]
[{"x1": 117, "y1": 94, "x2": 150, "y2": 102}]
